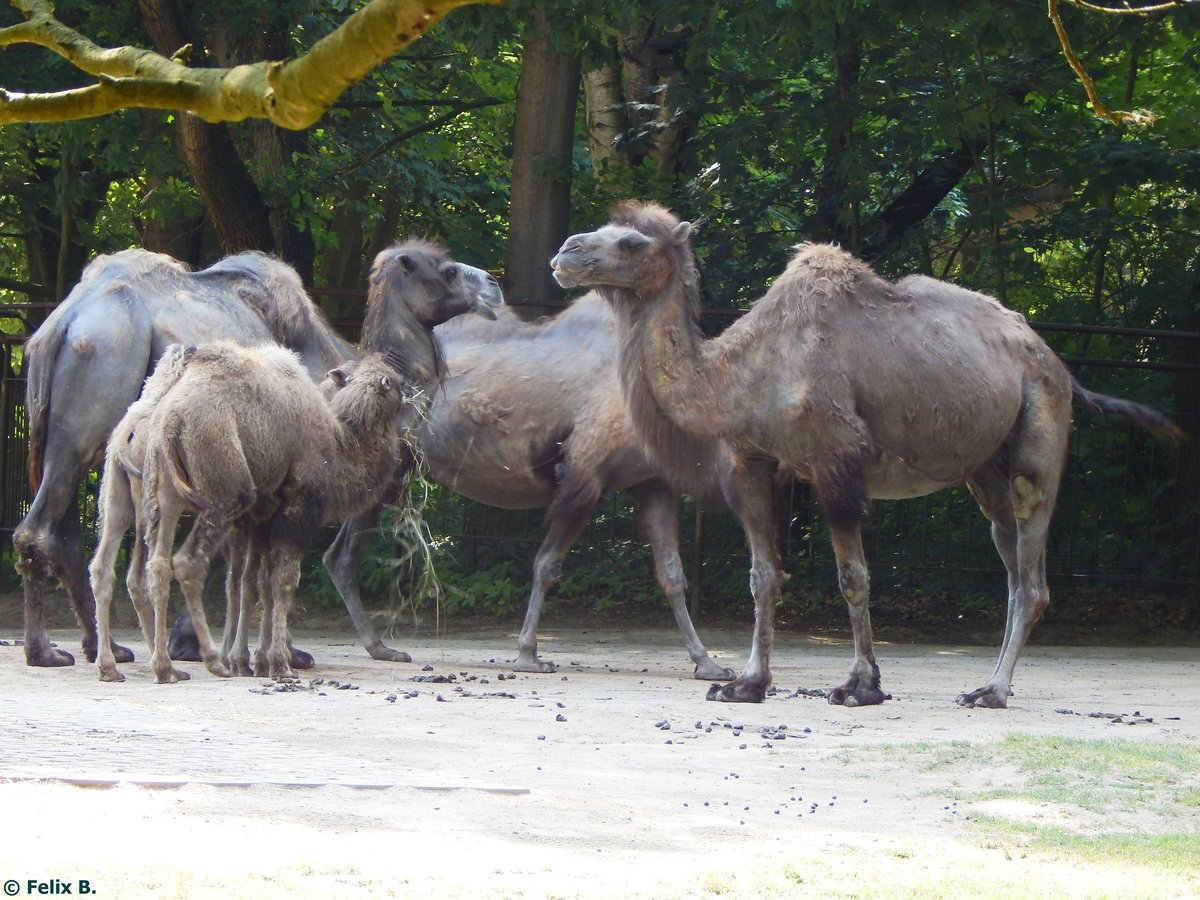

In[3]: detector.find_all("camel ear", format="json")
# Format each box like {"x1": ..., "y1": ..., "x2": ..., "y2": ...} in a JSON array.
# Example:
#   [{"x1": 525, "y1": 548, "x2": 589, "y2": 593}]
[
  {"x1": 396, "y1": 253, "x2": 416, "y2": 273},
  {"x1": 326, "y1": 367, "x2": 349, "y2": 388},
  {"x1": 672, "y1": 221, "x2": 692, "y2": 243}
]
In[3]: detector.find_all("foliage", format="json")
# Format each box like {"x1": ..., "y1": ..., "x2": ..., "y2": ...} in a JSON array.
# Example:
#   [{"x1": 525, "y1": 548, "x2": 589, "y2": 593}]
[{"x1": 0, "y1": 0, "x2": 1197, "y2": 627}]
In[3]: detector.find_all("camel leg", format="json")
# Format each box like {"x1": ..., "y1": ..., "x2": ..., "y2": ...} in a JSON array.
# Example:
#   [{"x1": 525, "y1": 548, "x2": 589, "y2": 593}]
[
  {"x1": 253, "y1": 543, "x2": 275, "y2": 678},
  {"x1": 172, "y1": 517, "x2": 232, "y2": 678},
  {"x1": 629, "y1": 481, "x2": 734, "y2": 681},
  {"x1": 958, "y1": 470, "x2": 1058, "y2": 709},
  {"x1": 512, "y1": 494, "x2": 595, "y2": 673},
  {"x1": 323, "y1": 496, "x2": 412, "y2": 663},
  {"x1": 708, "y1": 459, "x2": 784, "y2": 703},
  {"x1": 125, "y1": 527, "x2": 155, "y2": 652},
  {"x1": 825, "y1": 524, "x2": 888, "y2": 706},
  {"x1": 222, "y1": 527, "x2": 255, "y2": 676},
  {"x1": 89, "y1": 462, "x2": 135, "y2": 682},
  {"x1": 265, "y1": 543, "x2": 303, "y2": 680},
  {"x1": 144, "y1": 501, "x2": 190, "y2": 685}
]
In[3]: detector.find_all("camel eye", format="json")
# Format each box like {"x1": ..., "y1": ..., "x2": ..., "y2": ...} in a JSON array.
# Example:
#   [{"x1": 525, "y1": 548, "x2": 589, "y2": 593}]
[
  {"x1": 618, "y1": 233, "x2": 650, "y2": 254},
  {"x1": 443, "y1": 265, "x2": 458, "y2": 282},
  {"x1": 379, "y1": 376, "x2": 392, "y2": 390}
]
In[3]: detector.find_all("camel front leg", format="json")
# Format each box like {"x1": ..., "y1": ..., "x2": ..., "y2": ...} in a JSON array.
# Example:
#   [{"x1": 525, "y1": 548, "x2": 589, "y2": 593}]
[
  {"x1": 708, "y1": 459, "x2": 783, "y2": 703},
  {"x1": 629, "y1": 481, "x2": 734, "y2": 681},
  {"x1": 89, "y1": 463, "x2": 135, "y2": 683},
  {"x1": 512, "y1": 491, "x2": 595, "y2": 673},
  {"x1": 323, "y1": 500, "x2": 412, "y2": 663},
  {"x1": 825, "y1": 524, "x2": 887, "y2": 707}
]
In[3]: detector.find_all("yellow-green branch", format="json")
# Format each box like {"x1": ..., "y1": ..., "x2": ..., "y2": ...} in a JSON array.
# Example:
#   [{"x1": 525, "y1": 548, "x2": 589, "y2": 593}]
[{"x1": 0, "y1": 0, "x2": 501, "y2": 128}]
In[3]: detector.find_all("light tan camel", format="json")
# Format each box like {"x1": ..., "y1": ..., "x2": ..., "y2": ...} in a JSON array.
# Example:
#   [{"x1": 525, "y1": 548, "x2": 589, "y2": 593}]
[
  {"x1": 96, "y1": 341, "x2": 408, "y2": 683},
  {"x1": 551, "y1": 201, "x2": 1184, "y2": 708}
]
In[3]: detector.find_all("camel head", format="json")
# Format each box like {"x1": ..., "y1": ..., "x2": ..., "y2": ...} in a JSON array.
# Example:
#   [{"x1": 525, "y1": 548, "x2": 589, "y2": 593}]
[
  {"x1": 323, "y1": 352, "x2": 412, "y2": 433},
  {"x1": 368, "y1": 240, "x2": 503, "y2": 328},
  {"x1": 551, "y1": 202, "x2": 693, "y2": 298}
]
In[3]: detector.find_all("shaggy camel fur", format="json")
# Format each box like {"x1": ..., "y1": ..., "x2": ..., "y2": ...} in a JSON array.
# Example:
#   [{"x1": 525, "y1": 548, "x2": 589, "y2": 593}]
[
  {"x1": 16, "y1": 244, "x2": 500, "y2": 669},
  {"x1": 96, "y1": 341, "x2": 407, "y2": 683},
  {"x1": 552, "y1": 201, "x2": 1184, "y2": 708}
]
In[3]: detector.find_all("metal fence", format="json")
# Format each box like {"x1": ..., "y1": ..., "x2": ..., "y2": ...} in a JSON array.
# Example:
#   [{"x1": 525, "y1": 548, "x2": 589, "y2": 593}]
[{"x1": 1, "y1": 306, "x2": 1197, "y2": 612}]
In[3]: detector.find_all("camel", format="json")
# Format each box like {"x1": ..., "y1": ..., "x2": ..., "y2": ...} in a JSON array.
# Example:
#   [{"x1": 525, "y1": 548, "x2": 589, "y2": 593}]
[
  {"x1": 372, "y1": 298, "x2": 732, "y2": 678},
  {"x1": 94, "y1": 342, "x2": 409, "y2": 683},
  {"x1": 13, "y1": 243, "x2": 501, "y2": 668},
  {"x1": 550, "y1": 201, "x2": 1185, "y2": 708}
]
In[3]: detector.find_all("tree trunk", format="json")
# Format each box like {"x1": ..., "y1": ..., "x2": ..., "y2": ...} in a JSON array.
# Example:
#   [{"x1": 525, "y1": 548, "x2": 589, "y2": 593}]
[
  {"x1": 139, "y1": 0, "x2": 276, "y2": 257},
  {"x1": 504, "y1": 10, "x2": 581, "y2": 310},
  {"x1": 582, "y1": 52, "x2": 627, "y2": 169},
  {"x1": 812, "y1": 34, "x2": 861, "y2": 250}
]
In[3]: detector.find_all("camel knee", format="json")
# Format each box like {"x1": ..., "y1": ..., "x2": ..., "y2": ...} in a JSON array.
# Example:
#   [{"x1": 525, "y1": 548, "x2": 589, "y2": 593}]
[
  {"x1": 837, "y1": 559, "x2": 870, "y2": 603},
  {"x1": 749, "y1": 562, "x2": 784, "y2": 600},
  {"x1": 1011, "y1": 475, "x2": 1046, "y2": 523}
]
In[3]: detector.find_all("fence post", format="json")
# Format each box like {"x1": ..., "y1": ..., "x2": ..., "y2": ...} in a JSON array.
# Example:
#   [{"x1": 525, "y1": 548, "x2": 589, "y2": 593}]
[{"x1": 689, "y1": 506, "x2": 703, "y2": 619}]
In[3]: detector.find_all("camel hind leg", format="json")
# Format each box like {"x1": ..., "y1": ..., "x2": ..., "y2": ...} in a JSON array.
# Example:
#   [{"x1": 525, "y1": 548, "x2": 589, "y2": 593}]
[
  {"x1": 958, "y1": 396, "x2": 1068, "y2": 708},
  {"x1": 171, "y1": 515, "x2": 233, "y2": 678},
  {"x1": 628, "y1": 481, "x2": 734, "y2": 681},
  {"x1": 90, "y1": 458, "x2": 136, "y2": 682}
]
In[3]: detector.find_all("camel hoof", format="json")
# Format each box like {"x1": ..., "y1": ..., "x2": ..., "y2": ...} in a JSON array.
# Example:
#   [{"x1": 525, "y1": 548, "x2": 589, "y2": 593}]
[
  {"x1": 110, "y1": 642, "x2": 135, "y2": 664},
  {"x1": 956, "y1": 688, "x2": 1009, "y2": 709},
  {"x1": 706, "y1": 679, "x2": 767, "y2": 703},
  {"x1": 155, "y1": 667, "x2": 191, "y2": 684},
  {"x1": 366, "y1": 644, "x2": 412, "y2": 664},
  {"x1": 25, "y1": 643, "x2": 76, "y2": 667},
  {"x1": 512, "y1": 655, "x2": 557, "y2": 674},
  {"x1": 205, "y1": 659, "x2": 233, "y2": 678},
  {"x1": 828, "y1": 685, "x2": 890, "y2": 707},
  {"x1": 289, "y1": 646, "x2": 316, "y2": 670},
  {"x1": 694, "y1": 661, "x2": 736, "y2": 682},
  {"x1": 97, "y1": 666, "x2": 126, "y2": 683}
]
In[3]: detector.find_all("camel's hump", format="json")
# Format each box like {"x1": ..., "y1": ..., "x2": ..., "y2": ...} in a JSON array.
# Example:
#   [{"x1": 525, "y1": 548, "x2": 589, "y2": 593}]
[{"x1": 786, "y1": 243, "x2": 873, "y2": 281}]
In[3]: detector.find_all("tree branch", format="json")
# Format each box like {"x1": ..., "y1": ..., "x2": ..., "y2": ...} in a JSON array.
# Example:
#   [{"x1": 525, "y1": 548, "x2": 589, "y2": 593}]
[
  {"x1": 0, "y1": 0, "x2": 501, "y2": 128},
  {"x1": 1048, "y1": 0, "x2": 1158, "y2": 126}
]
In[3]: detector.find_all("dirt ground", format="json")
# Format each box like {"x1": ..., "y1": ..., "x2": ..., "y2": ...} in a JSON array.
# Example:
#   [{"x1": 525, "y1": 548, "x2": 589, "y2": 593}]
[{"x1": 0, "y1": 615, "x2": 1197, "y2": 898}]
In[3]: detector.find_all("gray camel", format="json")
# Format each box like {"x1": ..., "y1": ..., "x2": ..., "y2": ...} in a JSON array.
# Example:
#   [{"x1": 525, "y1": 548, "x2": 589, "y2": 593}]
[
  {"x1": 551, "y1": 201, "x2": 1184, "y2": 708},
  {"x1": 381, "y1": 298, "x2": 733, "y2": 678},
  {"x1": 13, "y1": 243, "x2": 501, "y2": 668}
]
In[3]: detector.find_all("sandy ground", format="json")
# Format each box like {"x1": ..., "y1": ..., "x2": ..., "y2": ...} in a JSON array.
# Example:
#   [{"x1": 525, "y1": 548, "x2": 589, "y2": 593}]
[{"x1": 0, "y1": 622, "x2": 1196, "y2": 898}]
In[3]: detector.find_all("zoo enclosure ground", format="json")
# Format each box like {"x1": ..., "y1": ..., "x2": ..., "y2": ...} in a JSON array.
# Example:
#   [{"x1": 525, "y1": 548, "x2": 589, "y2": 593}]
[{"x1": 0, "y1": 613, "x2": 1196, "y2": 898}]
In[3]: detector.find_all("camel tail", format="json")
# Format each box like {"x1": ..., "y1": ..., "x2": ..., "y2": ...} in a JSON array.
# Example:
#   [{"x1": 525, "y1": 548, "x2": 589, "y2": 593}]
[
  {"x1": 165, "y1": 433, "x2": 211, "y2": 510},
  {"x1": 1072, "y1": 377, "x2": 1187, "y2": 441},
  {"x1": 21, "y1": 322, "x2": 73, "y2": 494}
]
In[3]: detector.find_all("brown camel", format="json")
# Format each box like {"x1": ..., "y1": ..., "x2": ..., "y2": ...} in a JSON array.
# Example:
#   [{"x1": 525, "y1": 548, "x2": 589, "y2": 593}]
[
  {"x1": 14, "y1": 243, "x2": 500, "y2": 669},
  {"x1": 551, "y1": 201, "x2": 1184, "y2": 708}
]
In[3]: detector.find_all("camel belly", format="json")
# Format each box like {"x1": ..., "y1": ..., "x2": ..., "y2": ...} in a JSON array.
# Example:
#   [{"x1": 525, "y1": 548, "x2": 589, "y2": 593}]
[{"x1": 863, "y1": 455, "x2": 957, "y2": 499}]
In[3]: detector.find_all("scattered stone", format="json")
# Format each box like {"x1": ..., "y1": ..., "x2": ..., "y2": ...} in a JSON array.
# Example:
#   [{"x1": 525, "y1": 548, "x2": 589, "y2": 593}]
[{"x1": 556, "y1": 714, "x2": 567, "y2": 722}]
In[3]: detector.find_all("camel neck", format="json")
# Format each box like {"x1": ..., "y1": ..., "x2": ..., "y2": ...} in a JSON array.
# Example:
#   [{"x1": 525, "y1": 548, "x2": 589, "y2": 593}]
[
  {"x1": 622, "y1": 281, "x2": 748, "y2": 439},
  {"x1": 364, "y1": 305, "x2": 444, "y2": 391}
]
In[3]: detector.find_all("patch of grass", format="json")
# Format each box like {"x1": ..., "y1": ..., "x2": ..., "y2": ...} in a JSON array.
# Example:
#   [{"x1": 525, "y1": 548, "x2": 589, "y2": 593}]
[{"x1": 969, "y1": 815, "x2": 1200, "y2": 872}]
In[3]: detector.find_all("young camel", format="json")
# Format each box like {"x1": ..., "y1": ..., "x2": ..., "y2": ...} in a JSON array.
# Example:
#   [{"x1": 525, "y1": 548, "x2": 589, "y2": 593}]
[
  {"x1": 96, "y1": 341, "x2": 408, "y2": 683},
  {"x1": 551, "y1": 201, "x2": 1184, "y2": 708}
]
